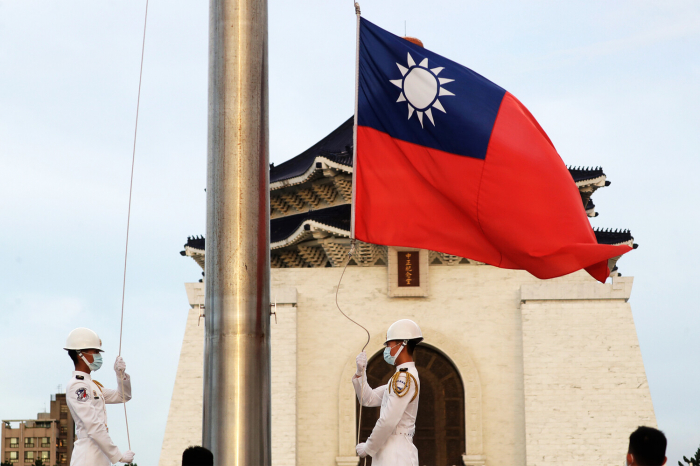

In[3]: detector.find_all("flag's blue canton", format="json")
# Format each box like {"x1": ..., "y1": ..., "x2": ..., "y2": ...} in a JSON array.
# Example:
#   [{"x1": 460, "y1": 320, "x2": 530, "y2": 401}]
[{"x1": 358, "y1": 18, "x2": 507, "y2": 160}]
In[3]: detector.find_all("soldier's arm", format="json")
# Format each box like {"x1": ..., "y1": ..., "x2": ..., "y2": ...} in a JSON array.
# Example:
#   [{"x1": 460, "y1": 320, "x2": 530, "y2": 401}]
[
  {"x1": 352, "y1": 376, "x2": 385, "y2": 407},
  {"x1": 102, "y1": 372, "x2": 131, "y2": 404},
  {"x1": 103, "y1": 356, "x2": 132, "y2": 404}
]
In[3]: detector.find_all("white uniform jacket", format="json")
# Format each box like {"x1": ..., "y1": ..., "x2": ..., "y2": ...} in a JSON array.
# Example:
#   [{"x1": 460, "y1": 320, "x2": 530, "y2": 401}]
[
  {"x1": 353, "y1": 362, "x2": 420, "y2": 466},
  {"x1": 66, "y1": 370, "x2": 132, "y2": 466}
]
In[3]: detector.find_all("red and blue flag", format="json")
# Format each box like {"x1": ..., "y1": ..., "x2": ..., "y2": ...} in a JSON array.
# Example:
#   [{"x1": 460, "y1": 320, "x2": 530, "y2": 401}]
[{"x1": 351, "y1": 18, "x2": 631, "y2": 282}]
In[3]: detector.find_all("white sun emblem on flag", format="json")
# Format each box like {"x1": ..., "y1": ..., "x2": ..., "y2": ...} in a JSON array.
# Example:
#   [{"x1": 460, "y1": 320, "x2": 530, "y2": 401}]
[{"x1": 390, "y1": 52, "x2": 455, "y2": 128}]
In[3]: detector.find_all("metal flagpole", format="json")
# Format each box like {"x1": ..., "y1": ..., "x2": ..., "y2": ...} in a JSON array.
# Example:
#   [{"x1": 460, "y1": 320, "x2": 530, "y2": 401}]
[
  {"x1": 204, "y1": 0, "x2": 271, "y2": 464},
  {"x1": 350, "y1": 2, "x2": 361, "y2": 238}
]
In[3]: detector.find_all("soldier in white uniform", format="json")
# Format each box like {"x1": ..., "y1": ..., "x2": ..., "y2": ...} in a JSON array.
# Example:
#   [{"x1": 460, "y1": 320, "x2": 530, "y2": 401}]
[
  {"x1": 354, "y1": 319, "x2": 423, "y2": 466},
  {"x1": 64, "y1": 327, "x2": 135, "y2": 466}
]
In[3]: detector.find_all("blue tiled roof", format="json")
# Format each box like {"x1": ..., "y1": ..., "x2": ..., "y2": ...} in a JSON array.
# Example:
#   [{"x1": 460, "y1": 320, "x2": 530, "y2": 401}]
[
  {"x1": 270, "y1": 117, "x2": 354, "y2": 183},
  {"x1": 271, "y1": 204, "x2": 351, "y2": 243}
]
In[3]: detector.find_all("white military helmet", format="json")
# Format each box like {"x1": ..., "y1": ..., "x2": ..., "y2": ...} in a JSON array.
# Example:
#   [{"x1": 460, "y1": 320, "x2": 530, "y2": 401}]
[
  {"x1": 64, "y1": 327, "x2": 104, "y2": 352},
  {"x1": 384, "y1": 319, "x2": 423, "y2": 345}
]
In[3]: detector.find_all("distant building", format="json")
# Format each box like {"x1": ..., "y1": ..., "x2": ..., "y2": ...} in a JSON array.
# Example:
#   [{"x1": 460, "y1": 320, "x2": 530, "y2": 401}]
[
  {"x1": 2, "y1": 393, "x2": 75, "y2": 465},
  {"x1": 159, "y1": 118, "x2": 654, "y2": 466}
]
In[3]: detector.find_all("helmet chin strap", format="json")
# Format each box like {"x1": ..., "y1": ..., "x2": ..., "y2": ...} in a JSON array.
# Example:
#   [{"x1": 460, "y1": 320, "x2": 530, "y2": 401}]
[
  {"x1": 77, "y1": 351, "x2": 92, "y2": 368},
  {"x1": 393, "y1": 340, "x2": 408, "y2": 360}
]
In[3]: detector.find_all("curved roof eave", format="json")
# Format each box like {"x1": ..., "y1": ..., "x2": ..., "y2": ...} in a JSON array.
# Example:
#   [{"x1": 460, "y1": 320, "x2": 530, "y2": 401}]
[
  {"x1": 270, "y1": 156, "x2": 352, "y2": 191},
  {"x1": 271, "y1": 220, "x2": 351, "y2": 250},
  {"x1": 270, "y1": 116, "x2": 354, "y2": 186}
]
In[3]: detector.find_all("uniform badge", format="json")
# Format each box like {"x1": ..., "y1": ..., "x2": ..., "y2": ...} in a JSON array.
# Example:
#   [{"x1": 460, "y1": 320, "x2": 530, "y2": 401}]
[{"x1": 76, "y1": 387, "x2": 89, "y2": 402}]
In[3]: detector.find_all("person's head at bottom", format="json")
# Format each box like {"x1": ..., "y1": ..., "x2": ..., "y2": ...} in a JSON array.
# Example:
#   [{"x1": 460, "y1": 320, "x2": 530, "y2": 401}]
[
  {"x1": 627, "y1": 426, "x2": 667, "y2": 466},
  {"x1": 182, "y1": 446, "x2": 213, "y2": 466}
]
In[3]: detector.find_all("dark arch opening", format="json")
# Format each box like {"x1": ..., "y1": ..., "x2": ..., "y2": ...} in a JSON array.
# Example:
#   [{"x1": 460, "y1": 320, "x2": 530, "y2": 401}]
[{"x1": 356, "y1": 344, "x2": 466, "y2": 466}]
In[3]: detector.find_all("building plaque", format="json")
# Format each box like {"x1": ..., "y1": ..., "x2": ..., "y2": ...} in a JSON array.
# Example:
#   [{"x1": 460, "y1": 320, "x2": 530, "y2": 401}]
[
  {"x1": 387, "y1": 247, "x2": 429, "y2": 297},
  {"x1": 397, "y1": 251, "x2": 420, "y2": 287}
]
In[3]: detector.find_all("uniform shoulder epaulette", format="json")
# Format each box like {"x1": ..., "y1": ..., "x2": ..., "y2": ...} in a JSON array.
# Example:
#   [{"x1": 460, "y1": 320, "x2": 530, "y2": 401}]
[
  {"x1": 76, "y1": 375, "x2": 84, "y2": 380},
  {"x1": 399, "y1": 368, "x2": 408, "y2": 372},
  {"x1": 390, "y1": 371, "x2": 419, "y2": 402},
  {"x1": 93, "y1": 380, "x2": 105, "y2": 396}
]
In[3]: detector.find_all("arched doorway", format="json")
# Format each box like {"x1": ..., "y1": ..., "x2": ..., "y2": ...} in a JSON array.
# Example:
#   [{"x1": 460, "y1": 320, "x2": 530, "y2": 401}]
[{"x1": 357, "y1": 344, "x2": 465, "y2": 466}]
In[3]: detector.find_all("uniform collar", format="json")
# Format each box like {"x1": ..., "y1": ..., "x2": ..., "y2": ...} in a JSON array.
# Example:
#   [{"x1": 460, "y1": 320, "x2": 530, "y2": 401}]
[
  {"x1": 73, "y1": 370, "x2": 91, "y2": 381},
  {"x1": 395, "y1": 362, "x2": 415, "y2": 372}
]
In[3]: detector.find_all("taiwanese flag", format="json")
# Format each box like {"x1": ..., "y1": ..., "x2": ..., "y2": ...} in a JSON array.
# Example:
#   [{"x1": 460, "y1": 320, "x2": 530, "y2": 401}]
[{"x1": 351, "y1": 18, "x2": 632, "y2": 282}]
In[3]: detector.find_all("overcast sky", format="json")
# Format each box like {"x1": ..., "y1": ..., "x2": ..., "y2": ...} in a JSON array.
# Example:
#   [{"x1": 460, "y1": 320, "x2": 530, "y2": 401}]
[{"x1": 1, "y1": 1, "x2": 698, "y2": 465}]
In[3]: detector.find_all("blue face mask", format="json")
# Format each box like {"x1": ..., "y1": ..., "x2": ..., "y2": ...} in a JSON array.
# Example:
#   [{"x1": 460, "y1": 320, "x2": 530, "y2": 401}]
[
  {"x1": 383, "y1": 343, "x2": 405, "y2": 366},
  {"x1": 80, "y1": 352, "x2": 103, "y2": 372}
]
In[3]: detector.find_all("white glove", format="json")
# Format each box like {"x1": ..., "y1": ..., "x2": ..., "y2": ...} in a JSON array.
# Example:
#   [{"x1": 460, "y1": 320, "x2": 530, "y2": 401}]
[
  {"x1": 119, "y1": 450, "x2": 135, "y2": 463},
  {"x1": 355, "y1": 443, "x2": 368, "y2": 458},
  {"x1": 355, "y1": 351, "x2": 367, "y2": 377},
  {"x1": 114, "y1": 356, "x2": 126, "y2": 374}
]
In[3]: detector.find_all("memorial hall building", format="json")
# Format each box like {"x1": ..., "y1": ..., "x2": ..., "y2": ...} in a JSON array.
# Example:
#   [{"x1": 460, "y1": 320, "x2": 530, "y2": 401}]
[{"x1": 158, "y1": 117, "x2": 656, "y2": 466}]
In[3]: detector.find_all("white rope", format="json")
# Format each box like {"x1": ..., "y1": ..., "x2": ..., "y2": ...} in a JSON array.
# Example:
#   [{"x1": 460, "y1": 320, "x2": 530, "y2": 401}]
[
  {"x1": 334, "y1": 238, "x2": 371, "y2": 464},
  {"x1": 118, "y1": 0, "x2": 149, "y2": 452},
  {"x1": 357, "y1": 372, "x2": 367, "y2": 466},
  {"x1": 334, "y1": 240, "x2": 370, "y2": 350}
]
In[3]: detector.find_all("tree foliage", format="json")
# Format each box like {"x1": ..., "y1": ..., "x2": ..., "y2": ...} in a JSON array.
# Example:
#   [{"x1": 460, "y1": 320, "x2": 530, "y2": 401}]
[{"x1": 679, "y1": 445, "x2": 700, "y2": 466}]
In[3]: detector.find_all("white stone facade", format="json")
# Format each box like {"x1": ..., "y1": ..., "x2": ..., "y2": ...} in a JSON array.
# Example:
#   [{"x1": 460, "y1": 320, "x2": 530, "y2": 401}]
[
  {"x1": 159, "y1": 263, "x2": 656, "y2": 466},
  {"x1": 521, "y1": 279, "x2": 655, "y2": 466},
  {"x1": 157, "y1": 284, "x2": 205, "y2": 466},
  {"x1": 270, "y1": 287, "x2": 299, "y2": 466}
]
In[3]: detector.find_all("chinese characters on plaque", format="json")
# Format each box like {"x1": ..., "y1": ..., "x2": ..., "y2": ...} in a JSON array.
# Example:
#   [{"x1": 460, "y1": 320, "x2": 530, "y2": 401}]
[{"x1": 397, "y1": 251, "x2": 420, "y2": 287}]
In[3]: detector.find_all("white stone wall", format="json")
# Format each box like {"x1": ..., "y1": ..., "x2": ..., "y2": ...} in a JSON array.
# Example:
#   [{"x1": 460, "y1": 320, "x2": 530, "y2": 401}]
[
  {"x1": 270, "y1": 288, "x2": 299, "y2": 466},
  {"x1": 159, "y1": 266, "x2": 656, "y2": 466},
  {"x1": 521, "y1": 277, "x2": 656, "y2": 466},
  {"x1": 158, "y1": 300, "x2": 205, "y2": 466}
]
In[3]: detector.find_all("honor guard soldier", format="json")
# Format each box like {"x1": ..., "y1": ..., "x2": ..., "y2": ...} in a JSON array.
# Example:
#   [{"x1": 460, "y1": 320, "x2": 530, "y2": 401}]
[
  {"x1": 64, "y1": 327, "x2": 135, "y2": 465},
  {"x1": 354, "y1": 319, "x2": 423, "y2": 465}
]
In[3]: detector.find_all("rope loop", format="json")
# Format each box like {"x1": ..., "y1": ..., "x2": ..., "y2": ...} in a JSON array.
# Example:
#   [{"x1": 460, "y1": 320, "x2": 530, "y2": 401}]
[{"x1": 334, "y1": 238, "x2": 369, "y2": 351}]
